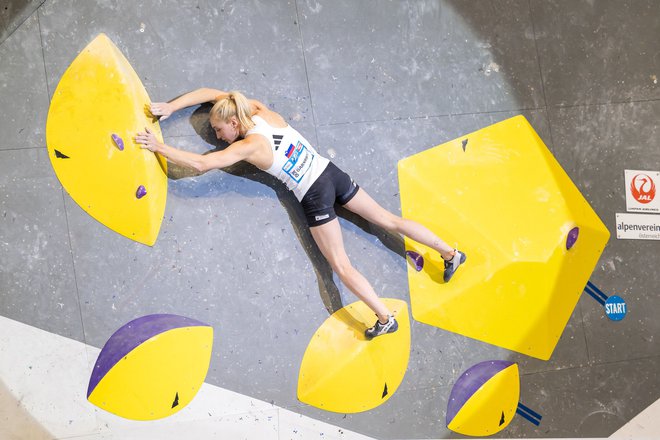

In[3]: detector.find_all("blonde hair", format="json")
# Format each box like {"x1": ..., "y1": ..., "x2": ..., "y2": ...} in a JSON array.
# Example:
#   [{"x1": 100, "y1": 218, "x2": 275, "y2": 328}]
[{"x1": 210, "y1": 91, "x2": 255, "y2": 131}]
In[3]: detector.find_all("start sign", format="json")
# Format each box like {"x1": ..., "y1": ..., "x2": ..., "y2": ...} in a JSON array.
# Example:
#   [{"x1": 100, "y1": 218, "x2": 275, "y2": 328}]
[{"x1": 604, "y1": 296, "x2": 627, "y2": 321}]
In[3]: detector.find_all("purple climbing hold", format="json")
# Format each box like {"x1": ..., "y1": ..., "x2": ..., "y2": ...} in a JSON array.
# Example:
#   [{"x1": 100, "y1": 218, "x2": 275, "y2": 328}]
[
  {"x1": 136, "y1": 185, "x2": 147, "y2": 199},
  {"x1": 566, "y1": 227, "x2": 579, "y2": 250},
  {"x1": 111, "y1": 133, "x2": 124, "y2": 151},
  {"x1": 405, "y1": 250, "x2": 424, "y2": 271}
]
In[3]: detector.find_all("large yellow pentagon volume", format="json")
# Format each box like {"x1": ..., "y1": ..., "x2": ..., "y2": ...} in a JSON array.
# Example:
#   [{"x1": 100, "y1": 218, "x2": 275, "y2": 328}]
[
  {"x1": 88, "y1": 325, "x2": 213, "y2": 420},
  {"x1": 297, "y1": 299, "x2": 410, "y2": 413},
  {"x1": 398, "y1": 115, "x2": 609, "y2": 360},
  {"x1": 46, "y1": 33, "x2": 167, "y2": 246}
]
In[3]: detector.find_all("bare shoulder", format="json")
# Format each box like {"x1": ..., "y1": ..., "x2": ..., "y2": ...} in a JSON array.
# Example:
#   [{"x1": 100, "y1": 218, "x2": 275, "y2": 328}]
[
  {"x1": 231, "y1": 134, "x2": 263, "y2": 152},
  {"x1": 250, "y1": 99, "x2": 287, "y2": 128},
  {"x1": 237, "y1": 131, "x2": 274, "y2": 169}
]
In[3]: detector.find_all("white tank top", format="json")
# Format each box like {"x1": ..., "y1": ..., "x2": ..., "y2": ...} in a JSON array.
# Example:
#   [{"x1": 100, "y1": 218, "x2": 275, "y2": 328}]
[{"x1": 246, "y1": 115, "x2": 329, "y2": 201}]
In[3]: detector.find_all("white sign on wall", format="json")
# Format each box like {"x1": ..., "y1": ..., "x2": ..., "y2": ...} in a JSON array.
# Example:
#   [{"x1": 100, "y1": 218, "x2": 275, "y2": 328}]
[
  {"x1": 616, "y1": 213, "x2": 660, "y2": 240},
  {"x1": 625, "y1": 170, "x2": 659, "y2": 213}
]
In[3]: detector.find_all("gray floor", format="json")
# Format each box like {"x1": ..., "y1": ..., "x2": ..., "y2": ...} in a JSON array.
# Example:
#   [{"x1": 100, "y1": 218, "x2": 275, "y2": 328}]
[{"x1": 1, "y1": 0, "x2": 659, "y2": 438}]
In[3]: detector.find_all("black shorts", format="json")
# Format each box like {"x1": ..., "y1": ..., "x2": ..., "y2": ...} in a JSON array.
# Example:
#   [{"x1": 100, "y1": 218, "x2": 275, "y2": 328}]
[{"x1": 300, "y1": 162, "x2": 360, "y2": 227}]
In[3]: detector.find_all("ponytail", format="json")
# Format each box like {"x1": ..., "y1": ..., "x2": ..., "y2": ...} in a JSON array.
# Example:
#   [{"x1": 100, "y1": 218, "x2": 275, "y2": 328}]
[{"x1": 210, "y1": 91, "x2": 255, "y2": 131}]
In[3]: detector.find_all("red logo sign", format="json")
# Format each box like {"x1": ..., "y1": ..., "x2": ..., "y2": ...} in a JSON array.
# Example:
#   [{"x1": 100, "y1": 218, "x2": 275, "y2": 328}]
[{"x1": 631, "y1": 173, "x2": 656, "y2": 204}]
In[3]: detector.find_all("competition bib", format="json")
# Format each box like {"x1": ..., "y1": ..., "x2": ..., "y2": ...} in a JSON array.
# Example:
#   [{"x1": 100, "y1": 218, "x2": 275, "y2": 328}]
[{"x1": 283, "y1": 141, "x2": 314, "y2": 183}]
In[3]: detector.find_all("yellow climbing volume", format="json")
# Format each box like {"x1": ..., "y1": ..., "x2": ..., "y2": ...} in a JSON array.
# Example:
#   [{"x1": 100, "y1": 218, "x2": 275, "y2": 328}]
[{"x1": 46, "y1": 33, "x2": 167, "y2": 246}]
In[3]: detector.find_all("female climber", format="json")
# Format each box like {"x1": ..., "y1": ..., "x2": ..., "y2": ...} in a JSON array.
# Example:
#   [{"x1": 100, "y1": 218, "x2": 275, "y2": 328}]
[{"x1": 135, "y1": 88, "x2": 466, "y2": 339}]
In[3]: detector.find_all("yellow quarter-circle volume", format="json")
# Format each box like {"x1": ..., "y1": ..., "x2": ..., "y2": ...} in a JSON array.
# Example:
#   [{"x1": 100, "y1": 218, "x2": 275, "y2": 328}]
[
  {"x1": 297, "y1": 299, "x2": 410, "y2": 413},
  {"x1": 446, "y1": 361, "x2": 520, "y2": 437},
  {"x1": 87, "y1": 314, "x2": 213, "y2": 420},
  {"x1": 46, "y1": 33, "x2": 167, "y2": 245}
]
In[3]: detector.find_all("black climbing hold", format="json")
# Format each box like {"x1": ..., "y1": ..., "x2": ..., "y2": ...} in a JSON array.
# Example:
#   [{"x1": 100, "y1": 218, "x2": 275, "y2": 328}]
[
  {"x1": 171, "y1": 392, "x2": 179, "y2": 408},
  {"x1": 54, "y1": 150, "x2": 70, "y2": 159},
  {"x1": 111, "y1": 133, "x2": 124, "y2": 151},
  {"x1": 382, "y1": 383, "x2": 388, "y2": 398},
  {"x1": 499, "y1": 411, "x2": 505, "y2": 426},
  {"x1": 461, "y1": 139, "x2": 468, "y2": 152}
]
